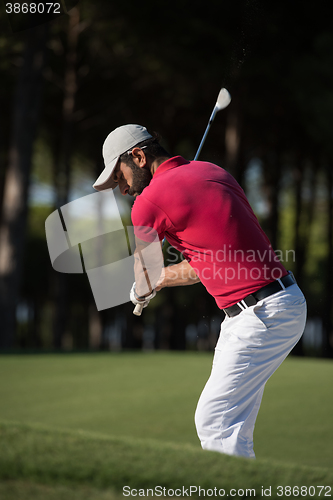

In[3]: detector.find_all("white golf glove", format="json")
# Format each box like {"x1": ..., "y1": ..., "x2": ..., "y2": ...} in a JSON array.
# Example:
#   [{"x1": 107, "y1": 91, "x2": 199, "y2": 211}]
[{"x1": 130, "y1": 282, "x2": 156, "y2": 309}]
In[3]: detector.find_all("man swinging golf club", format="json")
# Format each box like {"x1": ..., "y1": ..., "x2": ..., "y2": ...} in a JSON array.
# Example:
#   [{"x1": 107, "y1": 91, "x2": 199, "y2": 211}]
[{"x1": 93, "y1": 90, "x2": 306, "y2": 459}]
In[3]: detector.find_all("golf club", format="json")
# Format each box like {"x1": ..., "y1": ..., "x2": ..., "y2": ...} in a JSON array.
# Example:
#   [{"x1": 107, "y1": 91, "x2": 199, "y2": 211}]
[
  {"x1": 194, "y1": 88, "x2": 231, "y2": 160},
  {"x1": 133, "y1": 87, "x2": 232, "y2": 316}
]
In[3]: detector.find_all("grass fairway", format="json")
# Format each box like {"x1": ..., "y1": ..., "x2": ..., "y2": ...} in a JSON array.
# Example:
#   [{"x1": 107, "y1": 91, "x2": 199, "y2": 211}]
[
  {"x1": 0, "y1": 353, "x2": 332, "y2": 499},
  {"x1": 0, "y1": 422, "x2": 332, "y2": 500},
  {"x1": 0, "y1": 477, "x2": 124, "y2": 500}
]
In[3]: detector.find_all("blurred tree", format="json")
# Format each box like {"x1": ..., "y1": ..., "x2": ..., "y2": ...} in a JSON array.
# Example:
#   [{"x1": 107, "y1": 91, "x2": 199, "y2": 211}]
[
  {"x1": 1, "y1": 0, "x2": 333, "y2": 355},
  {"x1": 20, "y1": 205, "x2": 53, "y2": 348},
  {"x1": 322, "y1": 164, "x2": 333, "y2": 357},
  {"x1": 51, "y1": 6, "x2": 81, "y2": 349},
  {"x1": 0, "y1": 33, "x2": 18, "y2": 214},
  {"x1": 0, "y1": 24, "x2": 48, "y2": 349},
  {"x1": 235, "y1": 0, "x2": 333, "y2": 356}
]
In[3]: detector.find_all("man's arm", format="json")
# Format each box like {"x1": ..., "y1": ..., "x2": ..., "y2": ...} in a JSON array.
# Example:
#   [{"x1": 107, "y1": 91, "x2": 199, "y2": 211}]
[
  {"x1": 133, "y1": 234, "x2": 199, "y2": 298},
  {"x1": 155, "y1": 260, "x2": 200, "y2": 291},
  {"x1": 133, "y1": 237, "x2": 164, "y2": 298},
  {"x1": 131, "y1": 246, "x2": 200, "y2": 317}
]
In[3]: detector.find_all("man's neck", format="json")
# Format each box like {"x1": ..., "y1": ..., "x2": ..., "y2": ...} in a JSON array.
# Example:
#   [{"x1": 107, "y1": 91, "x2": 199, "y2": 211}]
[{"x1": 150, "y1": 156, "x2": 171, "y2": 176}]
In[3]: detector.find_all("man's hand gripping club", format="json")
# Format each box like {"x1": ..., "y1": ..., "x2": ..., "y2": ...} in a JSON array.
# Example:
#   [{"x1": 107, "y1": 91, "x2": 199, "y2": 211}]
[
  {"x1": 131, "y1": 257, "x2": 201, "y2": 316},
  {"x1": 130, "y1": 283, "x2": 156, "y2": 312}
]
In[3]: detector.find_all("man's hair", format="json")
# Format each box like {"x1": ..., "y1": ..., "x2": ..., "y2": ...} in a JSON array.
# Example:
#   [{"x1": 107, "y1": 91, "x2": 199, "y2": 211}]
[{"x1": 119, "y1": 131, "x2": 170, "y2": 167}]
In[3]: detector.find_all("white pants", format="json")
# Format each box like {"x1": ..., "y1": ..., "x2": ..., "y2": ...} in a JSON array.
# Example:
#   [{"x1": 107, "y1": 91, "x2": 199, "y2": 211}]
[{"x1": 194, "y1": 283, "x2": 307, "y2": 458}]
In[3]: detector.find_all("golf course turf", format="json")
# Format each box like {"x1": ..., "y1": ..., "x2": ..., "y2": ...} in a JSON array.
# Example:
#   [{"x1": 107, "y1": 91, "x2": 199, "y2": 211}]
[{"x1": 0, "y1": 352, "x2": 332, "y2": 499}]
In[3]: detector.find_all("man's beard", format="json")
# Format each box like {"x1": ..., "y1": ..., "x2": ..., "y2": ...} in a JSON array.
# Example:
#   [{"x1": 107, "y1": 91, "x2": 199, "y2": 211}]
[{"x1": 127, "y1": 160, "x2": 152, "y2": 197}]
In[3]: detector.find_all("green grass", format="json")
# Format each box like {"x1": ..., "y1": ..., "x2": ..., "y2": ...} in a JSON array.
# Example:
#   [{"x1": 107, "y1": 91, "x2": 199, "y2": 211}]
[
  {"x1": 0, "y1": 478, "x2": 123, "y2": 500},
  {"x1": 0, "y1": 352, "x2": 208, "y2": 445},
  {"x1": 0, "y1": 422, "x2": 332, "y2": 500},
  {"x1": 0, "y1": 353, "x2": 332, "y2": 499},
  {"x1": 255, "y1": 357, "x2": 333, "y2": 467}
]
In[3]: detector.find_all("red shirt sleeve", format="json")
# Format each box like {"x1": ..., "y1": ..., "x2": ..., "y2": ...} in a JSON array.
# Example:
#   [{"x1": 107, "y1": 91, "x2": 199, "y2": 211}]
[{"x1": 131, "y1": 196, "x2": 174, "y2": 242}]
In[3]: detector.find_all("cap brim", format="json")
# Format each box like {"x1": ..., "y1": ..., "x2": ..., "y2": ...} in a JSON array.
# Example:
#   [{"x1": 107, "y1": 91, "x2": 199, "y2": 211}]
[{"x1": 93, "y1": 157, "x2": 119, "y2": 191}]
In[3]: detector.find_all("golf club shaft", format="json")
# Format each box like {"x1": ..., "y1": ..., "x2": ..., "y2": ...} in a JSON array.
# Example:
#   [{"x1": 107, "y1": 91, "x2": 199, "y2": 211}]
[{"x1": 194, "y1": 107, "x2": 218, "y2": 161}]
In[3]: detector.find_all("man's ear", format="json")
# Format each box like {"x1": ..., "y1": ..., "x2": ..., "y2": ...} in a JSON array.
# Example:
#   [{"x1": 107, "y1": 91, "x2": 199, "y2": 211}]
[{"x1": 131, "y1": 147, "x2": 147, "y2": 168}]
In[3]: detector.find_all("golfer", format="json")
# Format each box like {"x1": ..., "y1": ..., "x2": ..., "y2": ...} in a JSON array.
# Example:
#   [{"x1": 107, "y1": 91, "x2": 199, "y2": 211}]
[{"x1": 93, "y1": 124, "x2": 307, "y2": 459}]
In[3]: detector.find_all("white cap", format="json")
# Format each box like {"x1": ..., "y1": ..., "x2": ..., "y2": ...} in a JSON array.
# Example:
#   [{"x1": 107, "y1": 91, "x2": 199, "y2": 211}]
[{"x1": 93, "y1": 124, "x2": 153, "y2": 191}]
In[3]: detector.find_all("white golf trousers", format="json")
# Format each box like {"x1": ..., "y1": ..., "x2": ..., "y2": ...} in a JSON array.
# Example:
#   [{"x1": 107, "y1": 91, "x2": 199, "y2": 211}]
[{"x1": 195, "y1": 283, "x2": 307, "y2": 458}]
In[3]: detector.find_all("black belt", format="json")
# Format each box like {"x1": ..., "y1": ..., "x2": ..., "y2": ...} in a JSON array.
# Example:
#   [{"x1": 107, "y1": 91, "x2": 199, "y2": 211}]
[{"x1": 223, "y1": 273, "x2": 296, "y2": 318}]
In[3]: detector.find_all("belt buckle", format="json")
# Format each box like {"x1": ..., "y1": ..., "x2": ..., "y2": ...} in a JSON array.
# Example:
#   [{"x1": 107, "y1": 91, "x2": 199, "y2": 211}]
[
  {"x1": 244, "y1": 294, "x2": 257, "y2": 307},
  {"x1": 224, "y1": 304, "x2": 242, "y2": 318},
  {"x1": 287, "y1": 270, "x2": 297, "y2": 285}
]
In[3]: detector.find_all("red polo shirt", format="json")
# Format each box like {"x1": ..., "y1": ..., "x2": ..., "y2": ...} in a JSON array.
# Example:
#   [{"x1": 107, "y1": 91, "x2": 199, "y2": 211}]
[{"x1": 131, "y1": 156, "x2": 286, "y2": 309}]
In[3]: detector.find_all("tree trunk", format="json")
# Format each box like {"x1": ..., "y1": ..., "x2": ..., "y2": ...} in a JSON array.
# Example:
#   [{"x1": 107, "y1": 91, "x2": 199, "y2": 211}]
[
  {"x1": 292, "y1": 159, "x2": 318, "y2": 355},
  {"x1": 0, "y1": 25, "x2": 48, "y2": 349},
  {"x1": 0, "y1": 116, "x2": 9, "y2": 216},
  {"x1": 322, "y1": 163, "x2": 333, "y2": 358},
  {"x1": 261, "y1": 151, "x2": 281, "y2": 250},
  {"x1": 293, "y1": 158, "x2": 305, "y2": 288},
  {"x1": 52, "y1": 7, "x2": 80, "y2": 349},
  {"x1": 292, "y1": 157, "x2": 305, "y2": 356}
]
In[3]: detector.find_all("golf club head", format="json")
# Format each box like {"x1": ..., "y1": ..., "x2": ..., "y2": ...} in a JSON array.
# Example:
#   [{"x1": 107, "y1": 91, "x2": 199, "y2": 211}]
[{"x1": 216, "y1": 88, "x2": 231, "y2": 111}]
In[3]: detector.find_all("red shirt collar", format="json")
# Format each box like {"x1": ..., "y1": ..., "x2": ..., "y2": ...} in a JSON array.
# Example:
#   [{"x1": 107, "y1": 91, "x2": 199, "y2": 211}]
[{"x1": 153, "y1": 156, "x2": 190, "y2": 177}]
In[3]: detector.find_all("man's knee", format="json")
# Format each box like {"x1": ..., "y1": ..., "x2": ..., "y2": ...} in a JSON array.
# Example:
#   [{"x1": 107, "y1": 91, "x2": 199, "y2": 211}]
[
  {"x1": 194, "y1": 398, "x2": 207, "y2": 441},
  {"x1": 194, "y1": 397, "x2": 220, "y2": 446}
]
